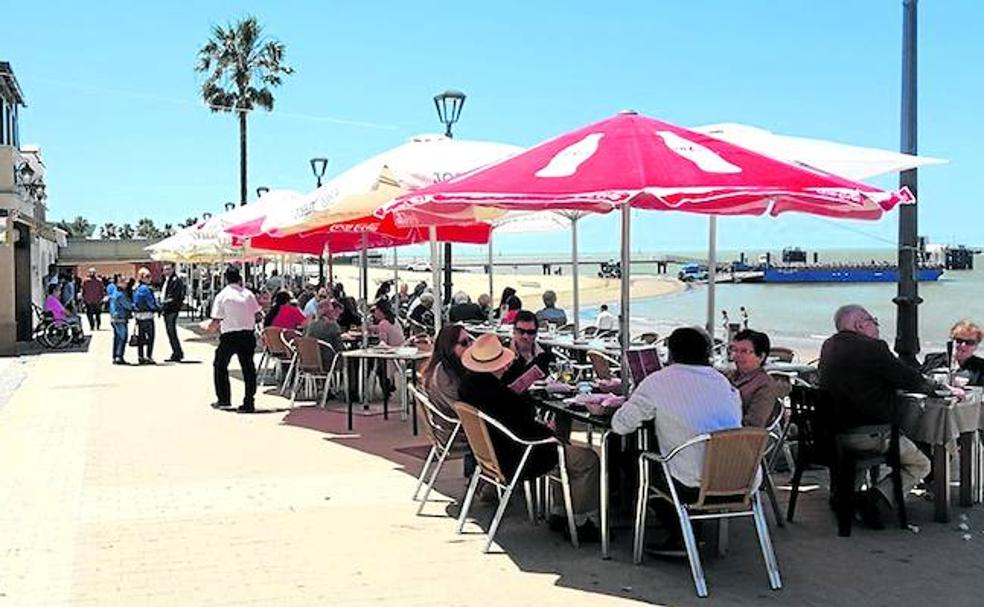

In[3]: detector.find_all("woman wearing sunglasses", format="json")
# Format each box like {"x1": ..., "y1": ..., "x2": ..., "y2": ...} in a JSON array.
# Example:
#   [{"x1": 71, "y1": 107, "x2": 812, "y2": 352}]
[
  {"x1": 423, "y1": 324, "x2": 472, "y2": 419},
  {"x1": 922, "y1": 320, "x2": 984, "y2": 386}
]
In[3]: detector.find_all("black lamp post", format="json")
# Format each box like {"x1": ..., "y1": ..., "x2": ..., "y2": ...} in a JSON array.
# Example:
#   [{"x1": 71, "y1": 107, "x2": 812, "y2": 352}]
[
  {"x1": 895, "y1": 0, "x2": 920, "y2": 366},
  {"x1": 224, "y1": 202, "x2": 236, "y2": 211},
  {"x1": 433, "y1": 90, "x2": 466, "y2": 306},
  {"x1": 310, "y1": 157, "x2": 330, "y2": 284},
  {"x1": 256, "y1": 186, "x2": 270, "y2": 197}
]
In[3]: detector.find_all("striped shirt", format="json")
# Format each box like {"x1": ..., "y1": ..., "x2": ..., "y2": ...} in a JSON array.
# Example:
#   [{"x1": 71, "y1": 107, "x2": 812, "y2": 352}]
[{"x1": 612, "y1": 364, "x2": 741, "y2": 487}]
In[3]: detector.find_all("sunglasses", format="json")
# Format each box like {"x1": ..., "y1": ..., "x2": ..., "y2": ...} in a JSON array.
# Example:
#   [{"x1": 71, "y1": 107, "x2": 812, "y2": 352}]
[
  {"x1": 456, "y1": 339, "x2": 472, "y2": 347},
  {"x1": 954, "y1": 337, "x2": 979, "y2": 347},
  {"x1": 514, "y1": 327, "x2": 538, "y2": 336}
]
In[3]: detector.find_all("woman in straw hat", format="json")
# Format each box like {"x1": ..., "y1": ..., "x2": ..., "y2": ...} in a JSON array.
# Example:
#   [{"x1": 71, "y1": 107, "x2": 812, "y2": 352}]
[{"x1": 459, "y1": 333, "x2": 600, "y2": 540}]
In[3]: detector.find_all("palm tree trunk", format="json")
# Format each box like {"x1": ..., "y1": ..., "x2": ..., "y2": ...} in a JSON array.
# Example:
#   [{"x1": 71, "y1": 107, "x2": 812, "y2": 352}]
[{"x1": 239, "y1": 110, "x2": 248, "y2": 206}]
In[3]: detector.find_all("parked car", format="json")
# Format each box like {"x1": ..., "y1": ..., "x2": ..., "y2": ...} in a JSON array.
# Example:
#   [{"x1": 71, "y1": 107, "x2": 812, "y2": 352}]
[
  {"x1": 405, "y1": 261, "x2": 432, "y2": 273},
  {"x1": 677, "y1": 263, "x2": 708, "y2": 282}
]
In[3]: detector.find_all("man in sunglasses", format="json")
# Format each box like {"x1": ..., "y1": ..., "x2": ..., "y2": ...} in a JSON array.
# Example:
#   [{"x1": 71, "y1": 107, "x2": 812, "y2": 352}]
[
  {"x1": 502, "y1": 310, "x2": 555, "y2": 392},
  {"x1": 922, "y1": 320, "x2": 984, "y2": 387},
  {"x1": 819, "y1": 304, "x2": 945, "y2": 529}
]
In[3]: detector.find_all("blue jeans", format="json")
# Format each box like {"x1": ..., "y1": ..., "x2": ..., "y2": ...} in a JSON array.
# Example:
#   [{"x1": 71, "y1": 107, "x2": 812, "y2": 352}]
[{"x1": 111, "y1": 320, "x2": 128, "y2": 360}]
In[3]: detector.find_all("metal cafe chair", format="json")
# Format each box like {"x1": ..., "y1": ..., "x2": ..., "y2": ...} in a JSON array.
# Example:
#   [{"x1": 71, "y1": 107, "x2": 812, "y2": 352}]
[
  {"x1": 761, "y1": 399, "x2": 789, "y2": 527},
  {"x1": 632, "y1": 427, "x2": 781, "y2": 598},
  {"x1": 288, "y1": 337, "x2": 339, "y2": 408},
  {"x1": 408, "y1": 385, "x2": 467, "y2": 515},
  {"x1": 451, "y1": 401, "x2": 580, "y2": 553},
  {"x1": 257, "y1": 327, "x2": 298, "y2": 394}
]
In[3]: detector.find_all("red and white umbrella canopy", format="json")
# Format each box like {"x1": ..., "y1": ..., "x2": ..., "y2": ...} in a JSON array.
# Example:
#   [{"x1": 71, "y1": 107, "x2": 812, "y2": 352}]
[{"x1": 382, "y1": 111, "x2": 913, "y2": 226}]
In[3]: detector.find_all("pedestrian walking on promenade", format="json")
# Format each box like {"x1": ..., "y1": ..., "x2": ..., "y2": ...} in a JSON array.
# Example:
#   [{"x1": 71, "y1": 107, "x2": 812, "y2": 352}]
[
  {"x1": 133, "y1": 267, "x2": 159, "y2": 365},
  {"x1": 109, "y1": 275, "x2": 133, "y2": 365},
  {"x1": 81, "y1": 267, "x2": 106, "y2": 331},
  {"x1": 207, "y1": 267, "x2": 262, "y2": 413},
  {"x1": 160, "y1": 264, "x2": 186, "y2": 362}
]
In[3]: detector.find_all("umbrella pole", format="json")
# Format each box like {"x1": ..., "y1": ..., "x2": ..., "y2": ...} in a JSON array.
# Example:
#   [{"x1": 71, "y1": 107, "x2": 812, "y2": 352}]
[
  {"x1": 393, "y1": 247, "x2": 399, "y2": 292},
  {"x1": 327, "y1": 246, "x2": 334, "y2": 285},
  {"x1": 430, "y1": 227, "x2": 442, "y2": 334},
  {"x1": 619, "y1": 203, "x2": 631, "y2": 396},
  {"x1": 571, "y1": 215, "x2": 580, "y2": 335},
  {"x1": 487, "y1": 233, "x2": 494, "y2": 310},
  {"x1": 706, "y1": 216, "x2": 718, "y2": 337},
  {"x1": 360, "y1": 233, "x2": 369, "y2": 349}
]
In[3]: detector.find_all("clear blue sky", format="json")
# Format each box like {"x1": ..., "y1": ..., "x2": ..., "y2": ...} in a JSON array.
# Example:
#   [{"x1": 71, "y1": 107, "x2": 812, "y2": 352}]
[{"x1": 3, "y1": 0, "x2": 981, "y2": 255}]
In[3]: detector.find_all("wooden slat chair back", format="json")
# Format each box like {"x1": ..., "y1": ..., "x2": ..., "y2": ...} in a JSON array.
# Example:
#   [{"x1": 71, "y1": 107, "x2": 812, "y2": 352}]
[
  {"x1": 262, "y1": 327, "x2": 293, "y2": 359},
  {"x1": 294, "y1": 336, "x2": 327, "y2": 374},
  {"x1": 693, "y1": 428, "x2": 769, "y2": 510},
  {"x1": 452, "y1": 401, "x2": 505, "y2": 483},
  {"x1": 408, "y1": 385, "x2": 465, "y2": 514}
]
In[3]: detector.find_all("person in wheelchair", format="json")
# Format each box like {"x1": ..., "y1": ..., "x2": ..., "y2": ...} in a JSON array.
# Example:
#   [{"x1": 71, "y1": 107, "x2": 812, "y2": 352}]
[{"x1": 43, "y1": 284, "x2": 85, "y2": 342}]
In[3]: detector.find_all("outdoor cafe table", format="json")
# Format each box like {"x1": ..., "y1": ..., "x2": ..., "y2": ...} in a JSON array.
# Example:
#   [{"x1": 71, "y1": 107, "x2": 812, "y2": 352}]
[
  {"x1": 897, "y1": 387, "x2": 984, "y2": 523},
  {"x1": 533, "y1": 394, "x2": 621, "y2": 559},
  {"x1": 341, "y1": 347, "x2": 431, "y2": 435}
]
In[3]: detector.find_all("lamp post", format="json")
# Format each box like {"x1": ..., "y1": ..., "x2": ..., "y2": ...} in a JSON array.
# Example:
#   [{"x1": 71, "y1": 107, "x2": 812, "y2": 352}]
[
  {"x1": 224, "y1": 202, "x2": 236, "y2": 211},
  {"x1": 310, "y1": 157, "x2": 329, "y2": 285},
  {"x1": 433, "y1": 90, "x2": 466, "y2": 308},
  {"x1": 894, "y1": 0, "x2": 920, "y2": 366}
]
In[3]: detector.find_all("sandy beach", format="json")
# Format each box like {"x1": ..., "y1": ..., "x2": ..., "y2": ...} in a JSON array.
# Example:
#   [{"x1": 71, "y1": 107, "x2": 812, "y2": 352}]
[{"x1": 326, "y1": 265, "x2": 684, "y2": 310}]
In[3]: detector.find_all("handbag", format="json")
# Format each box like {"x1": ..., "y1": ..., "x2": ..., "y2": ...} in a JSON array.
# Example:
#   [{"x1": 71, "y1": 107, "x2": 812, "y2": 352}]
[{"x1": 129, "y1": 333, "x2": 139, "y2": 347}]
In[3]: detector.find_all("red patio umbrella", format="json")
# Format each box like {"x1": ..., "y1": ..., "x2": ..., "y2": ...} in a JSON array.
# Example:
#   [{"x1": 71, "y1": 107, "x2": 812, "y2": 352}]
[{"x1": 380, "y1": 110, "x2": 913, "y2": 385}]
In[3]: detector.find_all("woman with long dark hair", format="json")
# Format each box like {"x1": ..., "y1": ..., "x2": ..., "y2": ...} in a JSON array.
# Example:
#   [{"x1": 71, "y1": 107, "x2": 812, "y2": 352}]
[
  {"x1": 500, "y1": 294, "x2": 523, "y2": 325},
  {"x1": 264, "y1": 291, "x2": 306, "y2": 330},
  {"x1": 495, "y1": 286, "x2": 516, "y2": 320},
  {"x1": 424, "y1": 324, "x2": 471, "y2": 417}
]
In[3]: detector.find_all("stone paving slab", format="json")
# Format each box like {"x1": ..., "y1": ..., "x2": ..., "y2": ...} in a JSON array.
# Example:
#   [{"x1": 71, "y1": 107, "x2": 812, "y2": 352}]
[{"x1": 1, "y1": 327, "x2": 984, "y2": 606}]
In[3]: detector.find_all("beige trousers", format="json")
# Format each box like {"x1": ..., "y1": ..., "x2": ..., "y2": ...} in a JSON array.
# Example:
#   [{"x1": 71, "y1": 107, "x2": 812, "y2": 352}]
[
  {"x1": 551, "y1": 444, "x2": 600, "y2": 524},
  {"x1": 838, "y1": 429, "x2": 931, "y2": 500}
]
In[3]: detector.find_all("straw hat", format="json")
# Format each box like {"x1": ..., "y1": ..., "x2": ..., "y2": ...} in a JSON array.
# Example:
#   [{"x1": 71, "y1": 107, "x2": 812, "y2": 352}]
[{"x1": 461, "y1": 333, "x2": 515, "y2": 373}]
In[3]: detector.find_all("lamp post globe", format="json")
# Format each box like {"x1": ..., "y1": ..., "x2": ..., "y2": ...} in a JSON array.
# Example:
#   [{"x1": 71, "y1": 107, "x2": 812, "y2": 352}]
[{"x1": 309, "y1": 157, "x2": 330, "y2": 283}]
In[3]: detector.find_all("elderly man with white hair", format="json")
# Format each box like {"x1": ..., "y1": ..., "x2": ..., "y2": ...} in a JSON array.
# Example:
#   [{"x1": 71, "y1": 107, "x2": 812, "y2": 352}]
[
  {"x1": 449, "y1": 291, "x2": 486, "y2": 323},
  {"x1": 535, "y1": 289, "x2": 567, "y2": 328},
  {"x1": 819, "y1": 303, "x2": 943, "y2": 529}
]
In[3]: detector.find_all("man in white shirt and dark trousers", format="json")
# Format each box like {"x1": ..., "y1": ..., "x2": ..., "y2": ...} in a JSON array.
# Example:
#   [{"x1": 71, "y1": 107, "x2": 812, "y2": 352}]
[
  {"x1": 208, "y1": 267, "x2": 262, "y2": 413},
  {"x1": 612, "y1": 327, "x2": 742, "y2": 553}
]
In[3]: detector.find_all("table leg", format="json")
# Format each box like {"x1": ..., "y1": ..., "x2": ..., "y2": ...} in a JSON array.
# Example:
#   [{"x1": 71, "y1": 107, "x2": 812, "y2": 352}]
[
  {"x1": 933, "y1": 444, "x2": 951, "y2": 523},
  {"x1": 359, "y1": 358, "x2": 368, "y2": 410},
  {"x1": 345, "y1": 359, "x2": 353, "y2": 431},
  {"x1": 959, "y1": 432, "x2": 974, "y2": 508},
  {"x1": 409, "y1": 362, "x2": 418, "y2": 436},
  {"x1": 600, "y1": 430, "x2": 612, "y2": 560},
  {"x1": 382, "y1": 361, "x2": 389, "y2": 421}
]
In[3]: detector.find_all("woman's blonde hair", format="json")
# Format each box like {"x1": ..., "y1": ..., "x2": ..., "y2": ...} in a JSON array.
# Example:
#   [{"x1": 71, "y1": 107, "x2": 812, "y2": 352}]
[{"x1": 950, "y1": 320, "x2": 983, "y2": 342}]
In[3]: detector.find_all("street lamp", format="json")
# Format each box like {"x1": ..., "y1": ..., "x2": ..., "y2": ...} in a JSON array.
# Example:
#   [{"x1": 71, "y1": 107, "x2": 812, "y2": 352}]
[
  {"x1": 224, "y1": 202, "x2": 236, "y2": 211},
  {"x1": 310, "y1": 157, "x2": 330, "y2": 283},
  {"x1": 433, "y1": 90, "x2": 466, "y2": 138},
  {"x1": 310, "y1": 157, "x2": 329, "y2": 187},
  {"x1": 256, "y1": 186, "x2": 270, "y2": 197},
  {"x1": 433, "y1": 89, "x2": 467, "y2": 306}
]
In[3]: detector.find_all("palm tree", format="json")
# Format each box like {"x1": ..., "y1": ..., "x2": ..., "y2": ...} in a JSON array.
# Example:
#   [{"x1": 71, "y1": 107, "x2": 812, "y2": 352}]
[
  {"x1": 100, "y1": 223, "x2": 118, "y2": 239},
  {"x1": 136, "y1": 217, "x2": 160, "y2": 240},
  {"x1": 56, "y1": 216, "x2": 96, "y2": 239},
  {"x1": 162, "y1": 223, "x2": 175, "y2": 237},
  {"x1": 180, "y1": 217, "x2": 199, "y2": 228},
  {"x1": 118, "y1": 223, "x2": 135, "y2": 239},
  {"x1": 196, "y1": 16, "x2": 293, "y2": 206}
]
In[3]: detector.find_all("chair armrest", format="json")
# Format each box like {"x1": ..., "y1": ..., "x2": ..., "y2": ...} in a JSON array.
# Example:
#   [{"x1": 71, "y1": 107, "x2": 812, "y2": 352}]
[
  {"x1": 477, "y1": 410, "x2": 561, "y2": 447},
  {"x1": 640, "y1": 433, "x2": 711, "y2": 463}
]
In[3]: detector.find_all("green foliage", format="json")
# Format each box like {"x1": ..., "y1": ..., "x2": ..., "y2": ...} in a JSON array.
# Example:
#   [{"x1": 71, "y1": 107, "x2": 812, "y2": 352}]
[{"x1": 54, "y1": 216, "x2": 96, "y2": 239}]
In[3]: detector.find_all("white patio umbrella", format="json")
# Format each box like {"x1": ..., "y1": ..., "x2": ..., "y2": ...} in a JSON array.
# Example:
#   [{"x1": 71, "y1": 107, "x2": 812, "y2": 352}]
[{"x1": 691, "y1": 122, "x2": 948, "y2": 333}]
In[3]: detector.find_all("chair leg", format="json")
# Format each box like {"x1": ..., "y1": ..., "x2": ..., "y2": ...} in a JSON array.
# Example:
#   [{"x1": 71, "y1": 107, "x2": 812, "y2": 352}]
[
  {"x1": 256, "y1": 352, "x2": 268, "y2": 383},
  {"x1": 761, "y1": 463, "x2": 785, "y2": 528},
  {"x1": 289, "y1": 370, "x2": 302, "y2": 407},
  {"x1": 889, "y1": 447, "x2": 908, "y2": 529},
  {"x1": 280, "y1": 357, "x2": 297, "y2": 396},
  {"x1": 633, "y1": 456, "x2": 650, "y2": 564},
  {"x1": 457, "y1": 469, "x2": 482, "y2": 534},
  {"x1": 752, "y1": 492, "x2": 783, "y2": 590},
  {"x1": 417, "y1": 444, "x2": 453, "y2": 516},
  {"x1": 413, "y1": 446, "x2": 437, "y2": 501},
  {"x1": 319, "y1": 376, "x2": 331, "y2": 408},
  {"x1": 557, "y1": 448, "x2": 579, "y2": 549},
  {"x1": 786, "y1": 452, "x2": 807, "y2": 522},
  {"x1": 485, "y1": 478, "x2": 521, "y2": 553},
  {"x1": 523, "y1": 481, "x2": 537, "y2": 524},
  {"x1": 677, "y1": 505, "x2": 708, "y2": 598}
]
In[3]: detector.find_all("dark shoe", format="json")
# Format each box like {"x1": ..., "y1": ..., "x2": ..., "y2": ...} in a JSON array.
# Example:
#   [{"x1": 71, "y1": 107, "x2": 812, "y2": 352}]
[
  {"x1": 237, "y1": 404, "x2": 256, "y2": 414},
  {"x1": 167, "y1": 355, "x2": 184, "y2": 362},
  {"x1": 211, "y1": 402, "x2": 232, "y2": 409},
  {"x1": 112, "y1": 358, "x2": 131, "y2": 366},
  {"x1": 567, "y1": 520, "x2": 600, "y2": 543},
  {"x1": 859, "y1": 489, "x2": 889, "y2": 530}
]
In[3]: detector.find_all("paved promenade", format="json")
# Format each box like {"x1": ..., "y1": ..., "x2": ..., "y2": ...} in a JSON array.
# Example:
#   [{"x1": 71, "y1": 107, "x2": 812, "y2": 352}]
[{"x1": 1, "y1": 327, "x2": 983, "y2": 606}]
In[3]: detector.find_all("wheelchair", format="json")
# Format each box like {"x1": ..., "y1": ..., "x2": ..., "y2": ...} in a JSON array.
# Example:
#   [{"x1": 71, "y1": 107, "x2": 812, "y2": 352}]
[{"x1": 31, "y1": 304, "x2": 84, "y2": 349}]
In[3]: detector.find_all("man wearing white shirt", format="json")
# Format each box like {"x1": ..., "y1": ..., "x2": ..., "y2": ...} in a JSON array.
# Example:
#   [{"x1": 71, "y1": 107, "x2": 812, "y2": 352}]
[
  {"x1": 595, "y1": 304, "x2": 617, "y2": 332},
  {"x1": 207, "y1": 267, "x2": 263, "y2": 413},
  {"x1": 612, "y1": 327, "x2": 741, "y2": 552}
]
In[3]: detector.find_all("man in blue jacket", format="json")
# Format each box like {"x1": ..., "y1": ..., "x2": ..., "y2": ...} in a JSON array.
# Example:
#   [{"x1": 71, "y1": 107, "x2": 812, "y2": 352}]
[{"x1": 132, "y1": 267, "x2": 159, "y2": 365}]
